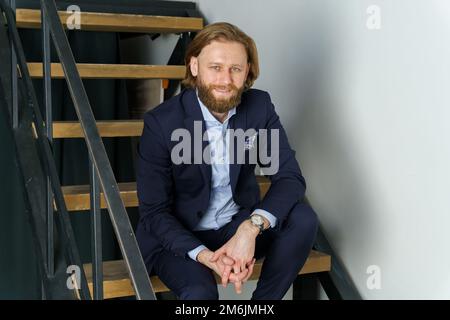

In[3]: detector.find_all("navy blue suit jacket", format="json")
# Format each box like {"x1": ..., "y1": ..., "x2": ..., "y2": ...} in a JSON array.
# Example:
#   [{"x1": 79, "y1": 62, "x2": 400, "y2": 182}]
[{"x1": 136, "y1": 88, "x2": 306, "y2": 273}]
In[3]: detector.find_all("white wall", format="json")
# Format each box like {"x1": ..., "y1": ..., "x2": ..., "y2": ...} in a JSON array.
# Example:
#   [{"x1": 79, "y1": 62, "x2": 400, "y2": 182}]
[{"x1": 191, "y1": 0, "x2": 450, "y2": 299}]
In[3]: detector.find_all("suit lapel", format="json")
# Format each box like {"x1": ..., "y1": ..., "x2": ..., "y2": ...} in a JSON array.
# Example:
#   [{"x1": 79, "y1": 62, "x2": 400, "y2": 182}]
[
  {"x1": 229, "y1": 101, "x2": 247, "y2": 194},
  {"x1": 181, "y1": 89, "x2": 211, "y2": 188}
]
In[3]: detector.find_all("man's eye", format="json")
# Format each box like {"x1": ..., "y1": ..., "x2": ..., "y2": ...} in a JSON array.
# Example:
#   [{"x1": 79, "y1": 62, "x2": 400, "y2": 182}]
[
  {"x1": 232, "y1": 67, "x2": 242, "y2": 72},
  {"x1": 210, "y1": 66, "x2": 220, "y2": 70}
]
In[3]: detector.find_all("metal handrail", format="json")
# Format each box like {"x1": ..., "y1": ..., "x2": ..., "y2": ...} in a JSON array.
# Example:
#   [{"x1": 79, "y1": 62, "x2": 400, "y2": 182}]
[
  {"x1": 0, "y1": 0, "x2": 91, "y2": 299},
  {"x1": 40, "y1": 0, "x2": 155, "y2": 300}
]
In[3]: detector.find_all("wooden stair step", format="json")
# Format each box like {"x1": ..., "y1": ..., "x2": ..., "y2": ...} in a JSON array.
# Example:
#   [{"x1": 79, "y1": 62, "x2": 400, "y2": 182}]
[
  {"x1": 53, "y1": 120, "x2": 144, "y2": 138},
  {"x1": 83, "y1": 250, "x2": 331, "y2": 299},
  {"x1": 16, "y1": 9, "x2": 203, "y2": 33},
  {"x1": 27, "y1": 63, "x2": 186, "y2": 79},
  {"x1": 62, "y1": 182, "x2": 137, "y2": 211},
  {"x1": 62, "y1": 177, "x2": 272, "y2": 212}
]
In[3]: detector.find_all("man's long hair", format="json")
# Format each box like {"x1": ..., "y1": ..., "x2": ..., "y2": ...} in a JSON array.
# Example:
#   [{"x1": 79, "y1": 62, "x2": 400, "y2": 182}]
[{"x1": 182, "y1": 22, "x2": 260, "y2": 91}]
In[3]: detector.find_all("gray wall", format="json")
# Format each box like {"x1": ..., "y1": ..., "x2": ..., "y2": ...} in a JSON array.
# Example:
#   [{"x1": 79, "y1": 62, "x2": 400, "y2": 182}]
[{"x1": 190, "y1": 0, "x2": 450, "y2": 299}]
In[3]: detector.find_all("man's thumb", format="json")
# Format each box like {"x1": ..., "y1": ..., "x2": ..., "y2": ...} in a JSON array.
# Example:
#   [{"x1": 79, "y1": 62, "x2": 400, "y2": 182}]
[{"x1": 209, "y1": 249, "x2": 222, "y2": 262}]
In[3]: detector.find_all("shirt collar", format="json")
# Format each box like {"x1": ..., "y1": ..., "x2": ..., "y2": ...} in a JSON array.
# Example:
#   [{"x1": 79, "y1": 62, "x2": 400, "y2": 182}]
[{"x1": 196, "y1": 90, "x2": 236, "y2": 124}]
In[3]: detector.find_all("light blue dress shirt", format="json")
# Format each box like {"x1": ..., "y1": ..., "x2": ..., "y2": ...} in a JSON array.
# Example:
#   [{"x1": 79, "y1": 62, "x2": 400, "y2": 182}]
[{"x1": 187, "y1": 94, "x2": 277, "y2": 261}]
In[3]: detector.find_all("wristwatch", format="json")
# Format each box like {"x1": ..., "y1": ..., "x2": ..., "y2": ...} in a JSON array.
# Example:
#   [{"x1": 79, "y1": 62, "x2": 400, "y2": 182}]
[{"x1": 248, "y1": 214, "x2": 265, "y2": 235}]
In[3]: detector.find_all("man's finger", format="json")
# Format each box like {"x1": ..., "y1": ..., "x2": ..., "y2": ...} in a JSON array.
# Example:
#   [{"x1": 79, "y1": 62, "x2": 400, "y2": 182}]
[
  {"x1": 221, "y1": 255, "x2": 234, "y2": 266},
  {"x1": 221, "y1": 265, "x2": 232, "y2": 287},
  {"x1": 233, "y1": 262, "x2": 241, "y2": 275},
  {"x1": 240, "y1": 260, "x2": 246, "y2": 273},
  {"x1": 230, "y1": 267, "x2": 248, "y2": 282},
  {"x1": 234, "y1": 280, "x2": 242, "y2": 294},
  {"x1": 243, "y1": 259, "x2": 256, "y2": 282},
  {"x1": 246, "y1": 258, "x2": 256, "y2": 269},
  {"x1": 231, "y1": 262, "x2": 247, "y2": 287},
  {"x1": 210, "y1": 247, "x2": 225, "y2": 262}
]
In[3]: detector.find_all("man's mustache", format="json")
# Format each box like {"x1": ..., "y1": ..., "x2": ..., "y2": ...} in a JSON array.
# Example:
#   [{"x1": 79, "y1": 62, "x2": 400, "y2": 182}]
[{"x1": 209, "y1": 84, "x2": 239, "y2": 92}]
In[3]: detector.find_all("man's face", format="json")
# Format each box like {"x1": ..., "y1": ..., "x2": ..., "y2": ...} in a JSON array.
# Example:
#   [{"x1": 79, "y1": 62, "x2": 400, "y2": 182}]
[{"x1": 189, "y1": 40, "x2": 250, "y2": 113}]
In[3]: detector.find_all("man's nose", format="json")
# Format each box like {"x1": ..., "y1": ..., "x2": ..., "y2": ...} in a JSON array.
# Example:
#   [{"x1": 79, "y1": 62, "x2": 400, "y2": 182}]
[{"x1": 217, "y1": 70, "x2": 232, "y2": 85}]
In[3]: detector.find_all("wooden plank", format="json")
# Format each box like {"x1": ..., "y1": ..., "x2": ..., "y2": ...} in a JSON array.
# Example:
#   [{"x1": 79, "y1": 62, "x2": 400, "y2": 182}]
[
  {"x1": 16, "y1": 9, "x2": 203, "y2": 33},
  {"x1": 62, "y1": 182, "x2": 138, "y2": 211},
  {"x1": 83, "y1": 250, "x2": 331, "y2": 299},
  {"x1": 27, "y1": 63, "x2": 186, "y2": 79},
  {"x1": 53, "y1": 120, "x2": 144, "y2": 138},
  {"x1": 62, "y1": 177, "x2": 272, "y2": 211}
]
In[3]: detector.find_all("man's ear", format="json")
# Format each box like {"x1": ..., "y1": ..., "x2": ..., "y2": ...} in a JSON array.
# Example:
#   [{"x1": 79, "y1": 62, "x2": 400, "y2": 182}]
[{"x1": 190, "y1": 57, "x2": 199, "y2": 77}]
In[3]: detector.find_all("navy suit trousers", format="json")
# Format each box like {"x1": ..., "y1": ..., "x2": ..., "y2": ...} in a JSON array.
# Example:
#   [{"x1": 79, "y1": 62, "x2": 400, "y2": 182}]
[{"x1": 151, "y1": 200, "x2": 318, "y2": 300}]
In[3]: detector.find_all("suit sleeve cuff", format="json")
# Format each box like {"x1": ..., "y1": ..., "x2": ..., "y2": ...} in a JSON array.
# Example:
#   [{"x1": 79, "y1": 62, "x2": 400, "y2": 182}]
[
  {"x1": 187, "y1": 245, "x2": 207, "y2": 261},
  {"x1": 252, "y1": 209, "x2": 277, "y2": 228}
]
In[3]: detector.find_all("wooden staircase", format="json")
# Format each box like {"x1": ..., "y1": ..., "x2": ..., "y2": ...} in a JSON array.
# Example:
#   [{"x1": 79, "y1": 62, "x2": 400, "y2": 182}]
[{"x1": 17, "y1": 5, "x2": 331, "y2": 299}]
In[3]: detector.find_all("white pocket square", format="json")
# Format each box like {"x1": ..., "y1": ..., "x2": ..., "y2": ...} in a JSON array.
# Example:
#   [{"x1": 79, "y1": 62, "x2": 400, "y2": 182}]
[{"x1": 244, "y1": 133, "x2": 258, "y2": 150}]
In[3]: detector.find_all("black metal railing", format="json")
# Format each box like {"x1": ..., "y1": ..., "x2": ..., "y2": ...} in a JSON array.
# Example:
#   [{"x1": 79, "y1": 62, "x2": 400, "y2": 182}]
[
  {"x1": 0, "y1": 0, "x2": 160, "y2": 299},
  {"x1": 0, "y1": 0, "x2": 91, "y2": 299},
  {"x1": 40, "y1": 0, "x2": 155, "y2": 300}
]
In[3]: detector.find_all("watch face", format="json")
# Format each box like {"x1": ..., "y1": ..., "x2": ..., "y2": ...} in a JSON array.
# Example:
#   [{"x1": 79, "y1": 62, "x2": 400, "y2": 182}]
[{"x1": 251, "y1": 214, "x2": 264, "y2": 226}]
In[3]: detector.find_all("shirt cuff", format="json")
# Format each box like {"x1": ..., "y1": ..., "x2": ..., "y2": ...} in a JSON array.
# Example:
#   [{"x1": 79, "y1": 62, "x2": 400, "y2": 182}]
[
  {"x1": 187, "y1": 245, "x2": 207, "y2": 261},
  {"x1": 252, "y1": 209, "x2": 277, "y2": 228}
]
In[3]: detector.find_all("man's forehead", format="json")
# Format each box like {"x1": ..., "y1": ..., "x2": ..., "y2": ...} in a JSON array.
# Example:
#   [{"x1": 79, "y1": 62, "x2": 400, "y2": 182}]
[{"x1": 197, "y1": 40, "x2": 248, "y2": 64}]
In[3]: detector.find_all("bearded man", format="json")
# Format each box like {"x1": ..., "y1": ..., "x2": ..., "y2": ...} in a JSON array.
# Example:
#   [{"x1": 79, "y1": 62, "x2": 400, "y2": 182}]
[{"x1": 136, "y1": 22, "x2": 318, "y2": 300}]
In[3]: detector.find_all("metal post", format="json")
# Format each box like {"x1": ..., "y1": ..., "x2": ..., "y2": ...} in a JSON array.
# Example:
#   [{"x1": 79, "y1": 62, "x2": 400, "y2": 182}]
[
  {"x1": 90, "y1": 158, "x2": 103, "y2": 300},
  {"x1": 9, "y1": 0, "x2": 17, "y2": 128},
  {"x1": 41, "y1": 4, "x2": 54, "y2": 277}
]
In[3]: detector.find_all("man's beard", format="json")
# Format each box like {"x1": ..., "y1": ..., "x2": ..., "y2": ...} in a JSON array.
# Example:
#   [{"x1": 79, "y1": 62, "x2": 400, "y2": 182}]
[{"x1": 196, "y1": 79, "x2": 244, "y2": 114}]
